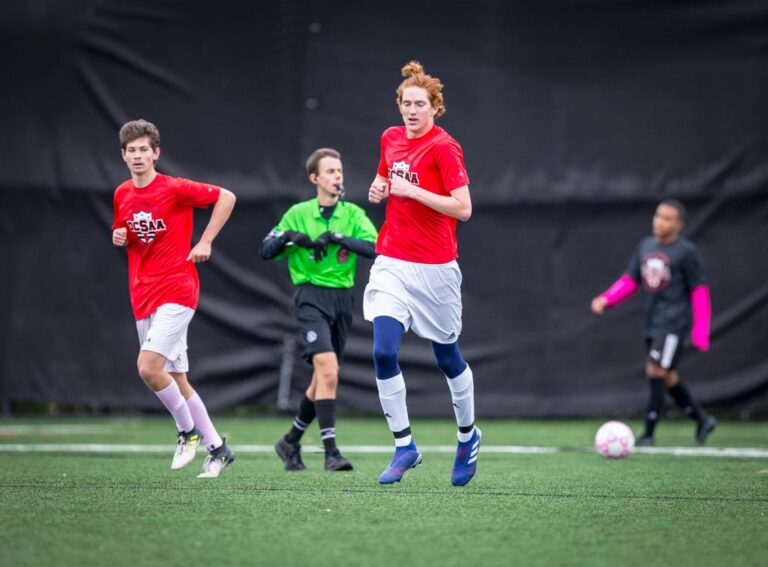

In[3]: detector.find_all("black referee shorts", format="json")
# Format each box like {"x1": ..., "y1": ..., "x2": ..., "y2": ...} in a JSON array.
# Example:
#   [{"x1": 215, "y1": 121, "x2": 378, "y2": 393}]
[{"x1": 293, "y1": 283, "x2": 354, "y2": 364}]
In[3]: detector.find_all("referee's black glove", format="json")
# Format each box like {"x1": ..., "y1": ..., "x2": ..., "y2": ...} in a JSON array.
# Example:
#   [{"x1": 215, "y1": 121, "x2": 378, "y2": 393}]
[
  {"x1": 311, "y1": 232, "x2": 334, "y2": 261},
  {"x1": 318, "y1": 231, "x2": 376, "y2": 259},
  {"x1": 281, "y1": 230, "x2": 313, "y2": 248}
]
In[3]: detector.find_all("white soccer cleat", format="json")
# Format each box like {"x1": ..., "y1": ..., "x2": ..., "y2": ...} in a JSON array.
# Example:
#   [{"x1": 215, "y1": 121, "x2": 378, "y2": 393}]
[
  {"x1": 197, "y1": 441, "x2": 235, "y2": 478},
  {"x1": 171, "y1": 428, "x2": 201, "y2": 470}
]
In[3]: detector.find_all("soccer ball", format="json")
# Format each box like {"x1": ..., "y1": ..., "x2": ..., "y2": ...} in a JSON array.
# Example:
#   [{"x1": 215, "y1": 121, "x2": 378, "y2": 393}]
[{"x1": 594, "y1": 421, "x2": 635, "y2": 459}]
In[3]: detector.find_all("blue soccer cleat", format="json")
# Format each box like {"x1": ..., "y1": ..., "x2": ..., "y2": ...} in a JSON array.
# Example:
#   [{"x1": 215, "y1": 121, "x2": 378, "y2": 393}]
[
  {"x1": 451, "y1": 427, "x2": 481, "y2": 487},
  {"x1": 378, "y1": 442, "x2": 423, "y2": 484}
]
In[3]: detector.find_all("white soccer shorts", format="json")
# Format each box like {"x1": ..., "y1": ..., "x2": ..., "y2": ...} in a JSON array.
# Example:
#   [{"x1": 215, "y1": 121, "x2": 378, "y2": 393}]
[
  {"x1": 363, "y1": 255, "x2": 463, "y2": 343},
  {"x1": 135, "y1": 303, "x2": 195, "y2": 373}
]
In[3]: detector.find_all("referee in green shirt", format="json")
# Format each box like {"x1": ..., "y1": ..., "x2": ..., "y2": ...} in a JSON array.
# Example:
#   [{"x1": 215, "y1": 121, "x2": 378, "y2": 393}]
[{"x1": 261, "y1": 148, "x2": 378, "y2": 472}]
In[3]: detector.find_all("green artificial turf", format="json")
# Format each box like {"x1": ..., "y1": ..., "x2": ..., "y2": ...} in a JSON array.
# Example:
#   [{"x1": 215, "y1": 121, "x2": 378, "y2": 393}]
[{"x1": 1, "y1": 417, "x2": 766, "y2": 567}]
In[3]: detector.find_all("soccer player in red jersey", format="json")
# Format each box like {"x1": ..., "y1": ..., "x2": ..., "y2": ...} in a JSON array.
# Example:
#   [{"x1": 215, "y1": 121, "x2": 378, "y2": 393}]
[
  {"x1": 112, "y1": 119, "x2": 237, "y2": 477},
  {"x1": 365, "y1": 62, "x2": 480, "y2": 486}
]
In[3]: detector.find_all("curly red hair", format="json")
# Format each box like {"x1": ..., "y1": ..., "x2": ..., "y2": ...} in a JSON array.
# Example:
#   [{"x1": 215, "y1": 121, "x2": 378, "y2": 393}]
[{"x1": 396, "y1": 61, "x2": 446, "y2": 117}]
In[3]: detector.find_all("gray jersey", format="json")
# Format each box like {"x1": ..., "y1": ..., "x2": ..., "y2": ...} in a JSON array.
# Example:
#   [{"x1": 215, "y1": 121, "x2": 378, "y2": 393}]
[{"x1": 626, "y1": 236, "x2": 705, "y2": 336}]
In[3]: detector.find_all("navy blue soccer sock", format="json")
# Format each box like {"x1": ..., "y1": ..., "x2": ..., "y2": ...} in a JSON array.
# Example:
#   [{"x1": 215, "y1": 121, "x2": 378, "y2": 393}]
[{"x1": 372, "y1": 316, "x2": 405, "y2": 380}]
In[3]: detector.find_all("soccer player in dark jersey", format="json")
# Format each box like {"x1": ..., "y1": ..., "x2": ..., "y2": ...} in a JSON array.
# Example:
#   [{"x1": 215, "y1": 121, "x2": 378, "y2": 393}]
[
  {"x1": 366, "y1": 61, "x2": 480, "y2": 486},
  {"x1": 260, "y1": 148, "x2": 378, "y2": 472},
  {"x1": 112, "y1": 119, "x2": 237, "y2": 477},
  {"x1": 591, "y1": 199, "x2": 716, "y2": 446}
]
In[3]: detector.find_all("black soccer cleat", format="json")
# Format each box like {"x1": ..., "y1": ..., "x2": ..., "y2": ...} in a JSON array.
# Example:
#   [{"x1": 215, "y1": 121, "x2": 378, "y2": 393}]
[
  {"x1": 324, "y1": 450, "x2": 353, "y2": 472},
  {"x1": 275, "y1": 437, "x2": 306, "y2": 471},
  {"x1": 635, "y1": 434, "x2": 655, "y2": 447},
  {"x1": 695, "y1": 415, "x2": 717, "y2": 446}
]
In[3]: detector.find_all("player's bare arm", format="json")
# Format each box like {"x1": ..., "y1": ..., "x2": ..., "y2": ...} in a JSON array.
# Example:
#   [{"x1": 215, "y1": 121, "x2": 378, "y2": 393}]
[
  {"x1": 389, "y1": 175, "x2": 472, "y2": 222},
  {"x1": 187, "y1": 188, "x2": 236, "y2": 263},
  {"x1": 112, "y1": 227, "x2": 127, "y2": 247},
  {"x1": 368, "y1": 175, "x2": 389, "y2": 204}
]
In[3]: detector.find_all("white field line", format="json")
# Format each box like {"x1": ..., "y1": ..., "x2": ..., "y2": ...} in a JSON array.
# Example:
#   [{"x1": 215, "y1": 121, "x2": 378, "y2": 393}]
[
  {"x1": 0, "y1": 425, "x2": 119, "y2": 434},
  {"x1": 0, "y1": 443, "x2": 767, "y2": 458}
]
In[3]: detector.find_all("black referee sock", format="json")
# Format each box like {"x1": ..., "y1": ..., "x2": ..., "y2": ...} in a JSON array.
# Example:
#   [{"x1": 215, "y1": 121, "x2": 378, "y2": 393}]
[
  {"x1": 644, "y1": 378, "x2": 666, "y2": 437},
  {"x1": 668, "y1": 382, "x2": 703, "y2": 422},
  {"x1": 315, "y1": 399, "x2": 338, "y2": 455},
  {"x1": 285, "y1": 395, "x2": 316, "y2": 444}
]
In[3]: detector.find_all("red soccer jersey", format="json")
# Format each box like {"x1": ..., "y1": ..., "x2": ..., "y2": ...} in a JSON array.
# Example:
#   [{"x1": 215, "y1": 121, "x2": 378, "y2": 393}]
[
  {"x1": 376, "y1": 125, "x2": 469, "y2": 264},
  {"x1": 112, "y1": 173, "x2": 221, "y2": 320}
]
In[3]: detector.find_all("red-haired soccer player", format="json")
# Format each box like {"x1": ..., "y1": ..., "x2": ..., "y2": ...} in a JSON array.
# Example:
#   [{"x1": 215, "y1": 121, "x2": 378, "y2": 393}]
[
  {"x1": 112, "y1": 119, "x2": 237, "y2": 477},
  {"x1": 366, "y1": 61, "x2": 480, "y2": 486},
  {"x1": 591, "y1": 200, "x2": 716, "y2": 446}
]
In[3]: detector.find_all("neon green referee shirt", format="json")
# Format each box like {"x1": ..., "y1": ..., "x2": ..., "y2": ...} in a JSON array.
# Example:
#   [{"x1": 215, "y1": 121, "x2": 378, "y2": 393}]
[{"x1": 272, "y1": 198, "x2": 378, "y2": 288}]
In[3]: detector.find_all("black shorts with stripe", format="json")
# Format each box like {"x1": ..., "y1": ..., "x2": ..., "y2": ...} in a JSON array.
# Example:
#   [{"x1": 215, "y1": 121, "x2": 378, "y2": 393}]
[
  {"x1": 293, "y1": 283, "x2": 354, "y2": 364},
  {"x1": 645, "y1": 334, "x2": 683, "y2": 370}
]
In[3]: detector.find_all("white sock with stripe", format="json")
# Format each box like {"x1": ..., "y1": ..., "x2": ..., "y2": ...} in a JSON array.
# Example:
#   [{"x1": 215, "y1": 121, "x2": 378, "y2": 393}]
[
  {"x1": 376, "y1": 373, "x2": 412, "y2": 447},
  {"x1": 446, "y1": 365, "x2": 475, "y2": 442}
]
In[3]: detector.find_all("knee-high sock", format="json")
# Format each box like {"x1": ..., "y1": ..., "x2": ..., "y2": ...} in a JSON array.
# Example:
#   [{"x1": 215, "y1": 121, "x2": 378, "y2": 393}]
[
  {"x1": 315, "y1": 399, "x2": 338, "y2": 454},
  {"x1": 186, "y1": 392, "x2": 223, "y2": 451},
  {"x1": 644, "y1": 377, "x2": 666, "y2": 437},
  {"x1": 285, "y1": 394, "x2": 317, "y2": 443},
  {"x1": 446, "y1": 365, "x2": 475, "y2": 442},
  {"x1": 376, "y1": 373, "x2": 412, "y2": 447},
  {"x1": 668, "y1": 382, "x2": 704, "y2": 422},
  {"x1": 373, "y1": 316, "x2": 404, "y2": 380},
  {"x1": 155, "y1": 381, "x2": 194, "y2": 433}
]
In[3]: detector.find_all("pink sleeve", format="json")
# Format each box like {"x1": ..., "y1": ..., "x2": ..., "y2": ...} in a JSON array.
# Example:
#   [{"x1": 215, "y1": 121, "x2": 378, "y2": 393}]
[
  {"x1": 602, "y1": 274, "x2": 639, "y2": 307},
  {"x1": 690, "y1": 285, "x2": 711, "y2": 351}
]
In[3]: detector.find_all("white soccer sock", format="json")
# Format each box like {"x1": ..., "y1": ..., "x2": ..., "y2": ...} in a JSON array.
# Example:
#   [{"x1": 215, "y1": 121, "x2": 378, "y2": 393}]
[
  {"x1": 376, "y1": 373, "x2": 412, "y2": 447},
  {"x1": 446, "y1": 365, "x2": 475, "y2": 442},
  {"x1": 154, "y1": 381, "x2": 194, "y2": 433},
  {"x1": 186, "y1": 392, "x2": 223, "y2": 451}
]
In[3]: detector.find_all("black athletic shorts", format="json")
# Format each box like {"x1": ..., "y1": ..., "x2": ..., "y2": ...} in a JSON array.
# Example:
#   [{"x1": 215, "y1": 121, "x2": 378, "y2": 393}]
[
  {"x1": 293, "y1": 283, "x2": 354, "y2": 364},
  {"x1": 645, "y1": 334, "x2": 683, "y2": 370}
]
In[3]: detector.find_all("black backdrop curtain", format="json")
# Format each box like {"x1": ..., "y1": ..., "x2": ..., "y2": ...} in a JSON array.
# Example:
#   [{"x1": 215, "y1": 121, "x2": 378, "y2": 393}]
[{"x1": 2, "y1": 0, "x2": 767, "y2": 416}]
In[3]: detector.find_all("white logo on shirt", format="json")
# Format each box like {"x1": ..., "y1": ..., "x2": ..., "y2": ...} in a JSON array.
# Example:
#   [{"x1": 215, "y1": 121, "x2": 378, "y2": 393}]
[
  {"x1": 127, "y1": 211, "x2": 167, "y2": 243},
  {"x1": 641, "y1": 252, "x2": 671, "y2": 291},
  {"x1": 389, "y1": 160, "x2": 420, "y2": 185},
  {"x1": 392, "y1": 161, "x2": 409, "y2": 172}
]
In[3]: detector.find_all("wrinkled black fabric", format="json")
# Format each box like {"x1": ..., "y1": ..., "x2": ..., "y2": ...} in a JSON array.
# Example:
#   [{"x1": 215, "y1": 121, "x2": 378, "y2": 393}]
[{"x1": 2, "y1": 1, "x2": 767, "y2": 416}]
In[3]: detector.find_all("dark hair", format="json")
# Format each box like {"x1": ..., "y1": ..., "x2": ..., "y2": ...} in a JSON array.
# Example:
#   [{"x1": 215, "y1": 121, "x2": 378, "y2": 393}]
[
  {"x1": 659, "y1": 199, "x2": 686, "y2": 222},
  {"x1": 305, "y1": 148, "x2": 341, "y2": 176},
  {"x1": 119, "y1": 119, "x2": 160, "y2": 150}
]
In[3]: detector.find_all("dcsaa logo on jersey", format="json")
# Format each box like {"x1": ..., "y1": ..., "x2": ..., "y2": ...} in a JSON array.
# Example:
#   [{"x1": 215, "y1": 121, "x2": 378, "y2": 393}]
[
  {"x1": 641, "y1": 252, "x2": 671, "y2": 291},
  {"x1": 389, "y1": 160, "x2": 420, "y2": 185},
  {"x1": 128, "y1": 211, "x2": 167, "y2": 243}
]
